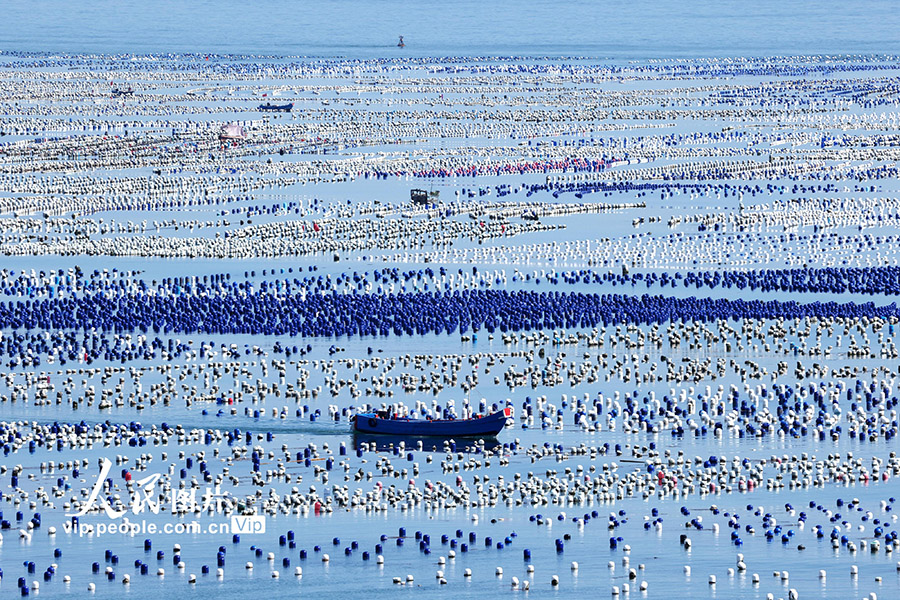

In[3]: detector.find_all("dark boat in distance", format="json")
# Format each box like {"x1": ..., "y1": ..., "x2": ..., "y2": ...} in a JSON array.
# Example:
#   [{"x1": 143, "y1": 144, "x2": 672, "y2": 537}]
[
  {"x1": 111, "y1": 88, "x2": 134, "y2": 98},
  {"x1": 352, "y1": 407, "x2": 512, "y2": 437},
  {"x1": 258, "y1": 102, "x2": 293, "y2": 112},
  {"x1": 410, "y1": 188, "x2": 439, "y2": 205}
]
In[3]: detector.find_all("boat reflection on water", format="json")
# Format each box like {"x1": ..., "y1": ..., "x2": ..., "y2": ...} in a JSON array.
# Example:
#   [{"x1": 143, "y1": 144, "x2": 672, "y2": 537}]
[{"x1": 352, "y1": 432, "x2": 501, "y2": 453}]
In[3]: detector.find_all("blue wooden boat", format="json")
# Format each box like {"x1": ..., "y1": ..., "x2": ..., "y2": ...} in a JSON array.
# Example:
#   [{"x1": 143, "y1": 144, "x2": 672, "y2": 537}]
[
  {"x1": 258, "y1": 102, "x2": 293, "y2": 112},
  {"x1": 352, "y1": 407, "x2": 511, "y2": 437}
]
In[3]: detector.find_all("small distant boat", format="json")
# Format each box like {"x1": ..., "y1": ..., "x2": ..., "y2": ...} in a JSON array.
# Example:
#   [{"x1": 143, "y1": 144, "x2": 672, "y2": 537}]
[
  {"x1": 352, "y1": 407, "x2": 512, "y2": 437},
  {"x1": 111, "y1": 88, "x2": 134, "y2": 98},
  {"x1": 410, "y1": 188, "x2": 439, "y2": 205},
  {"x1": 258, "y1": 102, "x2": 293, "y2": 112}
]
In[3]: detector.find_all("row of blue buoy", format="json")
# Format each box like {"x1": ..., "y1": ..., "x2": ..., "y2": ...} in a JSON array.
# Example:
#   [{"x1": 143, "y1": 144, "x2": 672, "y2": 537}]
[{"x1": 2, "y1": 288, "x2": 897, "y2": 339}]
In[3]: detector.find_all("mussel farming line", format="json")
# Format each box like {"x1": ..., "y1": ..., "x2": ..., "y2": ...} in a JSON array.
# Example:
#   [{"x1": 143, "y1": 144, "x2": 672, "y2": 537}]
[{"x1": 0, "y1": 289, "x2": 897, "y2": 336}]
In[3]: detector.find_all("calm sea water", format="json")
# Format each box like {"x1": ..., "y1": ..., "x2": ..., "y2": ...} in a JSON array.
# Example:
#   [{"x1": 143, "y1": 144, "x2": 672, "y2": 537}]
[
  {"x1": 1, "y1": 5, "x2": 899, "y2": 600},
  {"x1": 3, "y1": 0, "x2": 899, "y2": 59}
]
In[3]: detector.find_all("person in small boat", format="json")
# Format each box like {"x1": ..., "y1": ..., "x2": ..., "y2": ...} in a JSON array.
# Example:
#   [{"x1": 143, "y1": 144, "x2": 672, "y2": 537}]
[{"x1": 398, "y1": 36, "x2": 405, "y2": 48}]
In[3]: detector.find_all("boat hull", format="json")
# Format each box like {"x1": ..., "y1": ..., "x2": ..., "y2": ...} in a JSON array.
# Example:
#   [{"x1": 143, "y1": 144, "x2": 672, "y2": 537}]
[
  {"x1": 351, "y1": 433, "x2": 501, "y2": 452},
  {"x1": 352, "y1": 408, "x2": 510, "y2": 437},
  {"x1": 258, "y1": 103, "x2": 293, "y2": 112}
]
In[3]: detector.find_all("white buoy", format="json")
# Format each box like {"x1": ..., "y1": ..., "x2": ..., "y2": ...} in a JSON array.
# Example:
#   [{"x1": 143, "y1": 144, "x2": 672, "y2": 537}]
[
  {"x1": 87, "y1": 583, "x2": 95, "y2": 592},
  {"x1": 684, "y1": 566, "x2": 691, "y2": 576},
  {"x1": 708, "y1": 575, "x2": 716, "y2": 585},
  {"x1": 322, "y1": 554, "x2": 330, "y2": 562},
  {"x1": 551, "y1": 575, "x2": 559, "y2": 586}
]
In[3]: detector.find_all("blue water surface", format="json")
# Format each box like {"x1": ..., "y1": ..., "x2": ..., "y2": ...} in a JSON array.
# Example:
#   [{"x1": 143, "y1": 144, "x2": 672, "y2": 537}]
[{"x1": 2, "y1": 0, "x2": 899, "y2": 59}]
